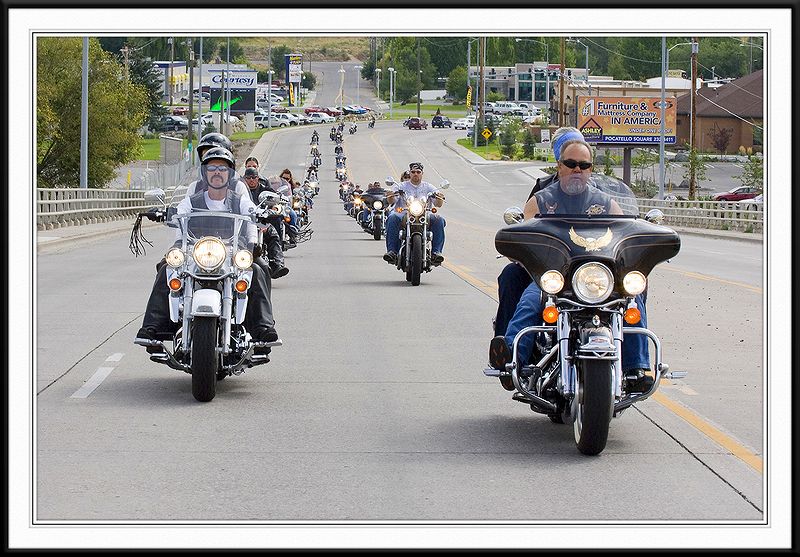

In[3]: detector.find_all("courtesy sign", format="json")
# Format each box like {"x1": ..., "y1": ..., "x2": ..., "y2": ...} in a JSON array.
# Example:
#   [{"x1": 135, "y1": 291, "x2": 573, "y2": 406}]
[{"x1": 577, "y1": 96, "x2": 676, "y2": 144}]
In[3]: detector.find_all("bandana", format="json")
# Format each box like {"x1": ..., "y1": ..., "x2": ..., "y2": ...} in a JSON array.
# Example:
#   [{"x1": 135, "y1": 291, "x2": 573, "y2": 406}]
[
  {"x1": 409, "y1": 162, "x2": 424, "y2": 171},
  {"x1": 552, "y1": 130, "x2": 586, "y2": 161}
]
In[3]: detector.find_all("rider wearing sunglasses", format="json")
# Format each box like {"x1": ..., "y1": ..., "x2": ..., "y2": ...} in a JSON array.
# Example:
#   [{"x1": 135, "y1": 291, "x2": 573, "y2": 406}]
[{"x1": 489, "y1": 138, "x2": 654, "y2": 394}]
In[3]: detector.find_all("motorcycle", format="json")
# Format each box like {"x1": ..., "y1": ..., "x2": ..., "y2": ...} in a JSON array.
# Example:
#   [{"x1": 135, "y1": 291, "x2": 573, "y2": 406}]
[
  {"x1": 389, "y1": 179, "x2": 450, "y2": 286},
  {"x1": 255, "y1": 190, "x2": 299, "y2": 250},
  {"x1": 368, "y1": 119, "x2": 375, "y2": 129},
  {"x1": 357, "y1": 191, "x2": 389, "y2": 240},
  {"x1": 485, "y1": 180, "x2": 683, "y2": 455},
  {"x1": 335, "y1": 164, "x2": 347, "y2": 182},
  {"x1": 130, "y1": 188, "x2": 281, "y2": 402},
  {"x1": 349, "y1": 124, "x2": 357, "y2": 134}
]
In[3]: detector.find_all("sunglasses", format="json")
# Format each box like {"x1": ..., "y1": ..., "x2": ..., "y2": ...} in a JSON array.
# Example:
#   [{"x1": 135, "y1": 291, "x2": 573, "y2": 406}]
[
  {"x1": 281, "y1": 175, "x2": 291, "y2": 180},
  {"x1": 205, "y1": 164, "x2": 230, "y2": 172},
  {"x1": 409, "y1": 170, "x2": 422, "y2": 174},
  {"x1": 245, "y1": 175, "x2": 259, "y2": 180},
  {"x1": 560, "y1": 159, "x2": 593, "y2": 170}
]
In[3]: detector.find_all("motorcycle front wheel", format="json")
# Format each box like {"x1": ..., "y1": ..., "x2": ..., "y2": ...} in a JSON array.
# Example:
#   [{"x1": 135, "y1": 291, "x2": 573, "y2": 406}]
[
  {"x1": 573, "y1": 359, "x2": 614, "y2": 455},
  {"x1": 409, "y1": 234, "x2": 423, "y2": 286},
  {"x1": 191, "y1": 316, "x2": 219, "y2": 402},
  {"x1": 372, "y1": 215, "x2": 382, "y2": 240}
]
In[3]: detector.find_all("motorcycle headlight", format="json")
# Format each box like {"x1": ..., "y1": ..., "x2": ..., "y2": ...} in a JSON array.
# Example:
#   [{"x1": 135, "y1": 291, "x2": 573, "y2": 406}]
[
  {"x1": 293, "y1": 201, "x2": 301, "y2": 209},
  {"x1": 623, "y1": 271, "x2": 647, "y2": 296},
  {"x1": 572, "y1": 262, "x2": 614, "y2": 304},
  {"x1": 234, "y1": 249, "x2": 253, "y2": 270},
  {"x1": 373, "y1": 200, "x2": 383, "y2": 210},
  {"x1": 354, "y1": 197, "x2": 362, "y2": 205},
  {"x1": 540, "y1": 270, "x2": 565, "y2": 294},
  {"x1": 192, "y1": 237, "x2": 227, "y2": 271},
  {"x1": 274, "y1": 204, "x2": 284, "y2": 214},
  {"x1": 408, "y1": 199, "x2": 425, "y2": 217},
  {"x1": 165, "y1": 247, "x2": 185, "y2": 268}
]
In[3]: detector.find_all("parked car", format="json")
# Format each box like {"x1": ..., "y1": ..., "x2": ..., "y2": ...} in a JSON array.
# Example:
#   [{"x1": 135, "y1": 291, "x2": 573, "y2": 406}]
[
  {"x1": 151, "y1": 115, "x2": 188, "y2": 132},
  {"x1": 736, "y1": 193, "x2": 763, "y2": 210},
  {"x1": 713, "y1": 186, "x2": 762, "y2": 202},
  {"x1": 307, "y1": 111, "x2": 336, "y2": 124},
  {"x1": 407, "y1": 117, "x2": 428, "y2": 130},
  {"x1": 492, "y1": 101, "x2": 526, "y2": 116},
  {"x1": 453, "y1": 116, "x2": 476, "y2": 130},
  {"x1": 293, "y1": 113, "x2": 310, "y2": 125},
  {"x1": 343, "y1": 105, "x2": 369, "y2": 115},
  {"x1": 172, "y1": 106, "x2": 189, "y2": 116},
  {"x1": 305, "y1": 105, "x2": 325, "y2": 115},
  {"x1": 269, "y1": 112, "x2": 297, "y2": 127},
  {"x1": 323, "y1": 106, "x2": 343, "y2": 117},
  {"x1": 431, "y1": 115, "x2": 452, "y2": 128}
]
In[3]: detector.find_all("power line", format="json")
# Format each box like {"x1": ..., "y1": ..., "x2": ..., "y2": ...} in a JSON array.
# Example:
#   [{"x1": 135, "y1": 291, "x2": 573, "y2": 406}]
[
  {"x1": 696, "y1": 61, "x2": 763, "y2": 100},
  {"x1": 696, "y1": 92, "x2": 763, "y2": 129},
  {"x1": 581, "y1": 37, "x2": 661, "y2": 64}
]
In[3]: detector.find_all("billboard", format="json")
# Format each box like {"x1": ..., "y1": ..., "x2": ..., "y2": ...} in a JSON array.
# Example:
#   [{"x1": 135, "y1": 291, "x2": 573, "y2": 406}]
[
  {"x1": 209, "y1": 87, "x2": 256, "y2": 114},
  {"x1": 577, "y1": 96, "x2": 676, "y2": 145},
  {"x1": 285, "y1": 53, "x2": 303, "y2": 84}
]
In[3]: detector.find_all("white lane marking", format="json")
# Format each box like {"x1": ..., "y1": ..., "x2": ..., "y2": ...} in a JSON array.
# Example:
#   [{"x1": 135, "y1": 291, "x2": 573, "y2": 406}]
[
  {"x1": 106, "y1": 353, "x2": 124, "y2": 362},
  {"x1": 471, "y1": 167, "x2": 491, "y2": 183},
  {"x1": 679, "y1": 385, "x2": 699, "y2": 396},
  {"x1": 71, "y1": 367, "x2": 116, "y2": 399}
]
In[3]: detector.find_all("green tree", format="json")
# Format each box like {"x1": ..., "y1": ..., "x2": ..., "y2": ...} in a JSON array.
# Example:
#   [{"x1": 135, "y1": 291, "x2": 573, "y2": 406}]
[
  {"x1": 446, "y1": 66, "x2": 468, "y2": 101},
  {"x1": 602, "y1": 149, "x2": 616, "y2": 177},
  {"x1": 128, "y1": 48, "x2": 168, "y2": 130},
  {"x1": 683, "y1": 148, "x2": 709, "y2": 199},
  {"x1": 37, "y1": 37, "x2": 148, "y2": 188},
  {"x1": 270, "y1": 45, "x2": 292, "y2": 80},
  {"x1": 301, "y1": 71, "x2": 317, "y2": 91},
  {"x1": 487, "y1": 91, "x2": 505, "y2": 102},
  {"x1": 522, "y1": 128, "x2": 536, "y2": 159},
  {"x1": 734, "y1": 154, "x2": 763, "y2": 189},
  {"x1": 380, "y1": 37, "x2": 437, "y2": 102}
]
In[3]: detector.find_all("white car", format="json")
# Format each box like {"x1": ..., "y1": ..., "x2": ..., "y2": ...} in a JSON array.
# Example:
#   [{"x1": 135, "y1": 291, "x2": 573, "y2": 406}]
[
  {"x1": 307, "y1": 112, "x2": 336, "y2": 124},
  {"x1": 453, "y1": 116, "x2": 476, "y2": 130},
  {"x1": 270, "y1": 112, "x2": 297, "y2": 127},
  {"x1": 736, "y1": 193, "x2": 763, "y2": 211}
]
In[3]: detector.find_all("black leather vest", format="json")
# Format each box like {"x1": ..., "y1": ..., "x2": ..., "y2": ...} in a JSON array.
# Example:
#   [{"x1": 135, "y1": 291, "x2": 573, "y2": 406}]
[{"x1": 534, "y1": 183, "x2": 613, "y2": 216}]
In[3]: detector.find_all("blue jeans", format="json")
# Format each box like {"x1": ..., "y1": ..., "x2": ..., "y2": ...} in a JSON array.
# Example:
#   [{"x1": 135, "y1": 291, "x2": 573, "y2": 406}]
[
  {"x1": 385, "y1": 211, "x2": 446, "y2": 254},
  {"x1": 502, "y1": 272, "x2": 650, "y2": 373},
  {"x1": 288, "y1": 208, "x2": 299, "y2": 228}
]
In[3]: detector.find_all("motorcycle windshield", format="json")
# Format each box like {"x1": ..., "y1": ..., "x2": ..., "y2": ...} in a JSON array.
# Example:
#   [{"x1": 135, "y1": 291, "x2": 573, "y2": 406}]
[
  {"x1": 495, "y1": 176, "x2": 680, "y2": 287},
  {"x1": 174, "y1": 211, "x2": 251, "y2": 255}
]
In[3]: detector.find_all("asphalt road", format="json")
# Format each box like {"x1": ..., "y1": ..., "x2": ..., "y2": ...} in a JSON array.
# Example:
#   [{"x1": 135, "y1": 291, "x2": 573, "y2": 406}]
[{"x1": 32, "y1": 60, "x2": 765, "y2": 526}]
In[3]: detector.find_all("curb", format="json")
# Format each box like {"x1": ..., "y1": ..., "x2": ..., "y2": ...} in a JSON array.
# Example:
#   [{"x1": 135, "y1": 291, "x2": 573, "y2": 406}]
[
  {"x1": 37, "y1": 220, "x2": 160, "y2": 250},
  {"x1": 441, "y1": 138, "x2": 495, "y2": 166},
  {"x1": 670, "y1": 226, "x2": 763, "y2": 244}
]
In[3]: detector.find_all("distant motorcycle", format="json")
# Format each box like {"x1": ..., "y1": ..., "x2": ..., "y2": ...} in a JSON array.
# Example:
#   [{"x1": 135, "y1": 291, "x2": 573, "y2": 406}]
[
  {"x1": 358, "y1": 191, "x2": 389, "y2": 240},
  {"x1": 349, "y1": 124, "x2": 357, "y2": 134},
  {"x1": 368, "y1": 119, "x2": 375, "y2": 129}
]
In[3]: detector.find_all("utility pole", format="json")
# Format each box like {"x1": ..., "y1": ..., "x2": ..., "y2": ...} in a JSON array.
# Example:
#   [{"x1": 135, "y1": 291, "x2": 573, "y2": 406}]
[
  {"x1": 168, "y1": 37, "x2": 174, "y2": 106},
  {"x1": 197, "y1": 37, "x2": 203, "y2": 149},
  {"x1": 187, "y1": 38, "x2": 194, "y2": 150},
  {"x1": 466, "y1": 39, "x2": 471, "y2": 109},
  {"x1": 559, "y1": 37, "x2": 565, "y2": 127},
  {"x1": 478, "y1": 36, "x2": 485, "y2": 147},
  {"x1": 80, "y1": 36, "x2": 89, "y2": 189},
  {"x1": 416, "y1": 38, "x2": 421, "y2": 118},
  {"x1": 120, "y1": 45, "x2": 130, "y2": 82},
  {"x1": 225, "y1": 37, "x2": 230, "y2": 135},
  {"x1": 689, "y1": 38, "x2": 699, "y2": 199}
]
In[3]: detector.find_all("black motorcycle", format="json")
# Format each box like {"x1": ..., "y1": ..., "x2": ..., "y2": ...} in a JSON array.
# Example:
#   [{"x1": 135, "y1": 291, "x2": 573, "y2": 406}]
[
  {"x1": 357, "y1": 191, "x2": 389, "y2": 240},
  {"x1": 486, "y1": 180, "x2": 683, "y2": 455}
]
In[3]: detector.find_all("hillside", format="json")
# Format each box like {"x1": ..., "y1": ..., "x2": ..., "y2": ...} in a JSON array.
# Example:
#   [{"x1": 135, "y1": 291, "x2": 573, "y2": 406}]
[{"x1": 239, "y1": 37, "x2": 370, "y2": 65}]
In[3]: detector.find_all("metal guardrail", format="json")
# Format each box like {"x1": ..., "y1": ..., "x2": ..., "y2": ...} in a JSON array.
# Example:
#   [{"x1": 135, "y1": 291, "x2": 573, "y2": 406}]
[
  {"x1": 638, "y1": 199, "x2": 763, "y2": 233},
  {"x1": 37, "y1": 185, "x2": 188, "y2": 230}
]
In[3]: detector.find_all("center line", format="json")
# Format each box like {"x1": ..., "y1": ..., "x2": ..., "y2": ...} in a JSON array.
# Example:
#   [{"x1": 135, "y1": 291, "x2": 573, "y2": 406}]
[{"x1": 71, "y1": 367, "x2": 115, "y2": 399}]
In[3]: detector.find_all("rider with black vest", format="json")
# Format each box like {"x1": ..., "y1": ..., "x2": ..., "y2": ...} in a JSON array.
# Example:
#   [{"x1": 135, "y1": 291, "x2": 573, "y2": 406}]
[{"x1": 135, "y1": 147, "x2": 278, "y2": 353}]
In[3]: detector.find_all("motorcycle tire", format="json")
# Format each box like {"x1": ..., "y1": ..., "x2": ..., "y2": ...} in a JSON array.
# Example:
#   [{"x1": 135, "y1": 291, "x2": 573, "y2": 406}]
[
  {"x1": 191, "y1": 316, "x2": 219, "y2": 402},
  {"x1": 573, "y1": 359, "x2": 614, "y2": 455},
  {"x1": 372, "y1": 216, "x2": 382, "y2": 240},
  {"x1": 409, "y1": 234, "x2": 423, "y2": 286}
]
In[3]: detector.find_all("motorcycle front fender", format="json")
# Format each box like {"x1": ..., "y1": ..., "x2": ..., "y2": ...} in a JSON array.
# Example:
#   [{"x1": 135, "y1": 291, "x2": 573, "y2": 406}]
[{"x1": 191, "y1": 289, "x2": 222, "y2": 317}]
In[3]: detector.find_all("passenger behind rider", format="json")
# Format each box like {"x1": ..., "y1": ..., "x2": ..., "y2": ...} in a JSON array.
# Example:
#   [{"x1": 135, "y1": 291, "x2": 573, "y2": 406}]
[
  {"x1": 488, "y1": 138, "x2": 653, "y2": 393},
  {"x1": 383, "y1": 162, "x2": 446, "y2": 266},
  {"x1": 135, "y1": 146, "x2": 278, "y2": 354}
]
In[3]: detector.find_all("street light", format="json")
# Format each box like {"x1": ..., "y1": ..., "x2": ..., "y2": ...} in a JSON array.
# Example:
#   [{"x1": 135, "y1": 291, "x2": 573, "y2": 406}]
[
  {"x1": 267, "y1": 69, "x2": 275, "y2": 129},
  {"x1": 388, "y1": 67, "x2": 395, "y2": 120},
  {"x1": 658, "y1": 40, "x2": 695, "y2": 198},
  {"x1": 566, "y1": 37, "x2": 589, "y2": 95},
  {"x1": 375, "y1": 68, "x2": 382, "y2": 102},
  {"x1": 739, "y1": 39, "x2": 763, "y2": 74},
  {"x1": 353, "y1": 65, "x2": 362, "y2": 105},
  {"x1": 515, "y1": 37, "x2": 549, "y2": 114},
  {"x1": 338, "y1": 65, "x2": 346, "y2": 112}
]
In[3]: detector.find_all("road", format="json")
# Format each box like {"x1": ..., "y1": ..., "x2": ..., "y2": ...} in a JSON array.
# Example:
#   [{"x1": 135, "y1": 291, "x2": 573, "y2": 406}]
[{"x1": 32, "y1": 60, "x2": 765, "y2": 527}]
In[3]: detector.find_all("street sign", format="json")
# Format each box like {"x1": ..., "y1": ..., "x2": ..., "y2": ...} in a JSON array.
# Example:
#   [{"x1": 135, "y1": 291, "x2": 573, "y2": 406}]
[
  {"x1": 481, "y1": 128, "x2": 492, "y2": 140},
  {"x1": 577, "y1": 96, "x2": 676, "y2": 145}
]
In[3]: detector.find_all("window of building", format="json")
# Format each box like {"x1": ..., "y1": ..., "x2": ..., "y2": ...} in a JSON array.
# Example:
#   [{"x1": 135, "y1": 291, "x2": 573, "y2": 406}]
[
  {"x1": 534, "y1": 82, "x2": 546, "y2": 102},
  {"x1": 518, "y1": 82, "x2": 533, "y2": 102}
]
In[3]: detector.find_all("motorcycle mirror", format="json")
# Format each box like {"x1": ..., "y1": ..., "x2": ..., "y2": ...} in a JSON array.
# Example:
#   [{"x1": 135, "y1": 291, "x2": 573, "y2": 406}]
[
  {"x1": 644, "y1": 208, "x2": 665, "y2": 225},
  {"x1": 503, "y1": 207, "x2": 525, "y2": 225},
  {"x1": 258, "y1": 191, "x2": 272, "y2": 204},
  {"x1": 385, "y1": 176, "x2": 396, "y2": 186},
  {"x1": 144, "y1": 188, "x2": 166, "y2": 206},
  {"x1": 439, "y1": 180, "x2": 450, "y2": 189}
]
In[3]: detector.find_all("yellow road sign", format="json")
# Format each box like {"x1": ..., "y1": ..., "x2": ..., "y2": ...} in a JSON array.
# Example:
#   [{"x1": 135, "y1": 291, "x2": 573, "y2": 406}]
[{"x1": 481, "y1": 128, "x2": 492, "y2": 140}]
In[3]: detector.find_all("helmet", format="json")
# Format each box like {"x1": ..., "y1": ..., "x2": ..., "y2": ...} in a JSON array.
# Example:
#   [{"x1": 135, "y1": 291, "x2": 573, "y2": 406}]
[
  {"x1": 197, "y1": 132, "x2": 232, "y2": 158},
  {"x1": 200, "y1": 146, "x2": 236, "y2": 189}
]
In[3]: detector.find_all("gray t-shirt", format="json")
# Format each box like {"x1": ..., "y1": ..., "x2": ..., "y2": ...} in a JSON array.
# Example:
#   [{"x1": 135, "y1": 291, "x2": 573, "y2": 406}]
[{"x1": 391, "y1": 180, "x2": 439, "y2": 209}]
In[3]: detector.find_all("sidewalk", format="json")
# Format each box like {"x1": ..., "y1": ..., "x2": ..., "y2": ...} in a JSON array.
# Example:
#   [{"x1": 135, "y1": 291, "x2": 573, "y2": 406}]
[{"x1": 37, "y1": 219, "x2": 161, "y2": 250}]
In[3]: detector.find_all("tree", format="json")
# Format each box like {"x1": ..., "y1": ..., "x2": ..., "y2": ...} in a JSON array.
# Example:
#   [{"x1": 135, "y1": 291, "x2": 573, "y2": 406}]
[
  {"x1": 128, "y1": 48, "x2": 168, "y2": 130},
  {"x1": 522, "y1": 128, "x2": 536, "y2": 159},
  {"x1": 380, "y1": 37, "x2": 437, "y2": 102},
  {"x1": 270, "y1": 45, "x2": 292, "y2": 80},
  {"x1": 602, "y1": 149, "x2": 617, "y2": 177},
  {"x1": 445, "y1": 66, "x2": 468, "y2": 101},
  {"x1": 708, "y1": 123, "x2": 734, "y2": 155},
  {"x1": 301, "y1": 71, "x2": 317, "y2": 91},
  {"x1": 37, "y1": 37, "x2": 148, "y2": 188},
  {"x1": 683, "y1": 148, "x2": 709, "y2": 199},
  {"x1": 498, "y1": 116, "x2": 523, "y2": 157},
  {"x1": 734, "y1": 154, "x2": 763, "y2": 190}
]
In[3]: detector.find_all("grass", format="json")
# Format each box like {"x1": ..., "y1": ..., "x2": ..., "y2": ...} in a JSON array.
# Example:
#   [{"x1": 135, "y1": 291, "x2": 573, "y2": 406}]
[
  {"x1": 138, "y1": 138, "x2": 188, "y2": 160},
  {"x1": 230, "y1": 128, "x2": 277, "y2": 141},
  {"x1": 382, "y1": 103, "x2": 473, "y2": 120},
  {"x1": 239, "y1": 37, "x2": 371, "y2": 63},
  {"x1": 456, "y1": 138, "x2": 504, "y2": 160}
]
